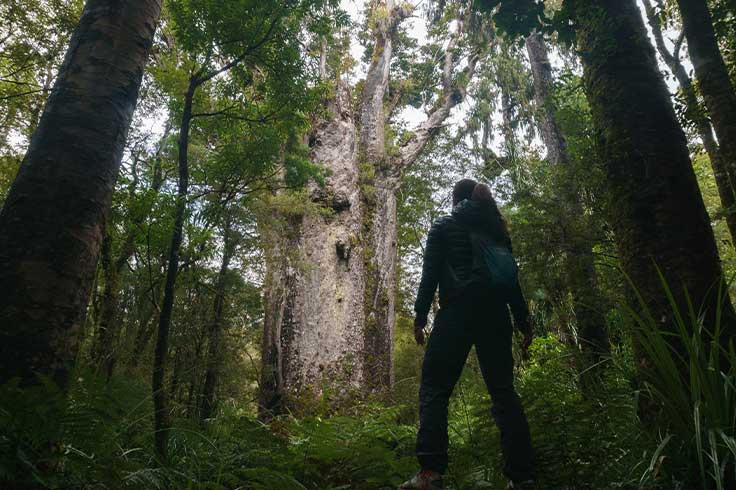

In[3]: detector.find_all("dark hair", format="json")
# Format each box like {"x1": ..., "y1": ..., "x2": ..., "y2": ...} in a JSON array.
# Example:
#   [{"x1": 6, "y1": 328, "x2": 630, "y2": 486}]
[
  {"x1": 452, "y1": 178, "x2": 478, "y2": 206},
  {"x1": 471, "y1": 183, "x2": 512, "y2": 249},
  {"x1": 470, "y1": 182, "x2": 494, "y2": 202}
]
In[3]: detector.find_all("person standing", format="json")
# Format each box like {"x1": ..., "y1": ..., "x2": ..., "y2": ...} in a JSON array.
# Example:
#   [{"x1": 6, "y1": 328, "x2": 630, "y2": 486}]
[{"x1": 400, "y1": 179, "x2": 534, "y2": 490}]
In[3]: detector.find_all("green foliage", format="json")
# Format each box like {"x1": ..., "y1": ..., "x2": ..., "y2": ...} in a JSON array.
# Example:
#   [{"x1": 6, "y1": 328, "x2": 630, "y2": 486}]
[
  {"x1": 473, "y1": 0, "x2": 548, "y2": 37},
  {"x1": 0, "y1": 0, "x2": 84, "y2": 203},
  {"x1": 1, "y1": 338, "x2": 661, "y2": 490},
  {"x1": 0, "y1": 371, "x2": 155, "y2": 488},
  {"x1": 3, "y1": 1, "x2": 736, "y2": 489},
  {"x1": 287, "y1": 407, "x2": 417, "y2": 489},
  {"x1": 284, "y1": 135, "x2": 328, "y2": 189},
  {"x1": 625, "y1": 271, "x2": 736, "y2": 488},
  {"x1": 0, "y1": 0, "x2": 83, "y2": 137},
  {"x1": 693, "y1": 153, "x2": 736, "y2": 277}
]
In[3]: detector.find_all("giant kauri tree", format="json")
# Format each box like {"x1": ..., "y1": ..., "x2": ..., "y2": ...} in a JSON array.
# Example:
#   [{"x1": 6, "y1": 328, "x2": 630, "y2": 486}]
[
  {"x1": 260, "y1": 0, "x2": 480, "y2": 414},
  {"x1": 0, "y1": 0, "x2": 162, "y2": 388}
]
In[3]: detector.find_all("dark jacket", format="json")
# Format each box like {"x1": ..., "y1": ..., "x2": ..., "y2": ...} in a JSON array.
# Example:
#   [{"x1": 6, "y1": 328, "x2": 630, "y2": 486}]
[{"x1": 414, "y1": 199, "x2": 531, "y2": 334}]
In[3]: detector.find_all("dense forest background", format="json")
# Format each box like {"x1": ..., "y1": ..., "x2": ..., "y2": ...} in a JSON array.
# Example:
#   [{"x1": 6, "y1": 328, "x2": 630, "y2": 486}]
[{"x1": 1, "y1": 0, "x2": 736, "y2": 488}]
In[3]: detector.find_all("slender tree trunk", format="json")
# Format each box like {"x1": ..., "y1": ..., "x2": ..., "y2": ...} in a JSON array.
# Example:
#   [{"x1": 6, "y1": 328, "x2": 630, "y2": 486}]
[
  {"x1": 643, "y1": 0, "x2": 736, "y2": 245},
  {"x1": 568, "y1": 0, "x2": 735, "y2": 366},
  {"x1": 199, "y1": 213, "x2": 235, "y2": 419},
  {"x1": 152, "y1": 80, "x2": 194, "y2": 459},
  {"x1": 525, "y1": 33, "x2": 610, "y2": 378},
  {"x1": 91, "y1": 230, "x2": 121, "y2": 379},
  {"x1": 169, "y1": 347, "x2": 182, "y2": 404},
  {"x1": 128, "y1": 302, "x2": 156, "y2": 370},
  {"x1": 0, "y1": 0, "x2": 162, "y2": 388},
  {"x1": 676, "y1": 0, "x2": 736, "y2": 212},
  {"x1": 92, "y1": 125, "x2": 170, "y2": 379}
]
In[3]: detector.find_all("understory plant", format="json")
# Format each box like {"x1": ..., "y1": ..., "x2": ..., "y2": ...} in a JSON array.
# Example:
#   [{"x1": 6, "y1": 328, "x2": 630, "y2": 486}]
[{"x1": 626, "y1": 270, "x2": 736, "y2": 489}]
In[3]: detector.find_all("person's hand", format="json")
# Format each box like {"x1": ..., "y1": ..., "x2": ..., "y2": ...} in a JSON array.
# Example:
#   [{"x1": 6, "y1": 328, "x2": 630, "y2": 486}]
[
  {"x1": 521, "y1": 332, "x2": 533, "y2": 361},
  {"x1": 518, "y1": 316, "x2": 533, "y2": 360},
  {"x1": 414, "y1": 317, "x2": 427, "y2": 346}
]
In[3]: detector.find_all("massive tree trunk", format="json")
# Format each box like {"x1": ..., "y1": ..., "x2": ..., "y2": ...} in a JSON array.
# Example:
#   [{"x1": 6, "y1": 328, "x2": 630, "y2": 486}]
[
  {"x1": 153, "y1": 80, "x2": 194, "y2": 459},
  {"x1": 0, "y1": 0, "x2": 162, "y2": 388},
  {"x1": 643, "y1": 0, "x2": 736, "y2": 246},
  {"x1": 525, "y1": 33, "x2": 610, "y2": 374},
  {"x1": 358, "y1": 0, "x2": 404, "y2": 391},
  {"x1": 676, "y1": 0, "x2": 736, "y2": 215},
  {"x1": 260, "y1": 3, "x2": 477, "y2": 414},
  {"x1": 199, "y1": 212, "x2": 235, "y2": 419},
  {"x1": 260, "y1": 82, "x2": 365, "y2": 415},
  {"x1": 568, "y1": 0, "x2": 735, "y2": 356}
]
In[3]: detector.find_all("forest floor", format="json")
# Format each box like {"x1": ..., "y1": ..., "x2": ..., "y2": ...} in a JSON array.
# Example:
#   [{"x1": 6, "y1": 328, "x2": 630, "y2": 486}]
[{"x1": 1, "y1": 335, "x2": 674, "y2": 490}]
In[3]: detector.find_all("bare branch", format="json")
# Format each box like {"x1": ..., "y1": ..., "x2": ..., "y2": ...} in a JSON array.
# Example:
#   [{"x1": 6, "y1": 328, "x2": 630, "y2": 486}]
[
  {"x1": 643, "y1": 0, "x2": 677, "y2": 68},
  {"x1": 672, "y1": 29, "x2": 686, "y2": 63},
  {"x1": 0, "y1": 88, "x2": 46, "y2": 100},
  {"x1": 396, "y1": 23, "x2": 478, "y2": 171}
]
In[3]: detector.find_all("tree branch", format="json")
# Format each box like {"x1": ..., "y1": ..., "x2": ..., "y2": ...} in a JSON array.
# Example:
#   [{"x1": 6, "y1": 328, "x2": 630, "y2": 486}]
[
  {"x1": 385, "y1": 82, "x2": 406, "y2": 122},
  {"x1": 643, "y1": 0, "x2": 677, "y2": 68},
  {"x1": 0, "y1": 88, "x2": 46, "y2": 100},
  {"x1": 396, "y1": 29, "x2": 479, "y2": 171},
  {"x1": 196, "y1": 13, "x2": 282, "y2": 86},
  {"x1": 672, "y1": 29, "x2": 685, "y2": 63}
]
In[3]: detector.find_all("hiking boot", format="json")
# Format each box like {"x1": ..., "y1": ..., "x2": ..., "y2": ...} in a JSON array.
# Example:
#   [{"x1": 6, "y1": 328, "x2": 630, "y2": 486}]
[
  {"x1": 506, "y1": 480, "x2": 535, "y2": 489},
  {"x1": 399, "y1": 469, "x2": 443, "y2": 490}
]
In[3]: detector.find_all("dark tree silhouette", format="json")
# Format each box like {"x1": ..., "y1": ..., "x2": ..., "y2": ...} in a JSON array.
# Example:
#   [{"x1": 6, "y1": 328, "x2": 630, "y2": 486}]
[
  {"x1": 0, "y1": 0, "x2": 162, "y2": 388},
  {"x1": 567, "y1": 0, "x2": 735, "y2": 356}
]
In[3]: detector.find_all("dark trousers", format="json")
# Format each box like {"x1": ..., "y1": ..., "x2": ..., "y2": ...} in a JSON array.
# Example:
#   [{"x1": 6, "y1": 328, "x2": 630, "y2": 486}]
[{"x1": 416, "y1": 295, "x2": 533, "y2": 482}]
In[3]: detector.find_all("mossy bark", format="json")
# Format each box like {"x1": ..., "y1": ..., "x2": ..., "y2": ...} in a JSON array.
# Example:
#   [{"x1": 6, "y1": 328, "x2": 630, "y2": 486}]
[
  {"x1": 643, "y1": 0, "x2": 736, "y2": 247},
  {"x1": 362, "y1": 174, "x2": 399, "y2": 390},
  {"x1": 569, "y1": 0, "x2": 735, "y2": 362},
  {"x1": 260, "y1": 83, "x2": 366, "y2": 416},
  {"x1": 358, "y1": 0, "x2": 402, "y2": 392},
  {"x1": 676, "y1": 0, "x2": 736, "y2": 229}
]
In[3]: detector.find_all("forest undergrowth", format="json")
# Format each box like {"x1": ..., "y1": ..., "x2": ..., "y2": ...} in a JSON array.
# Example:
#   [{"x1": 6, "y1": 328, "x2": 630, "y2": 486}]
[{"x1": 1, "y1": 330, "x2": 691, "y2": 490}]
